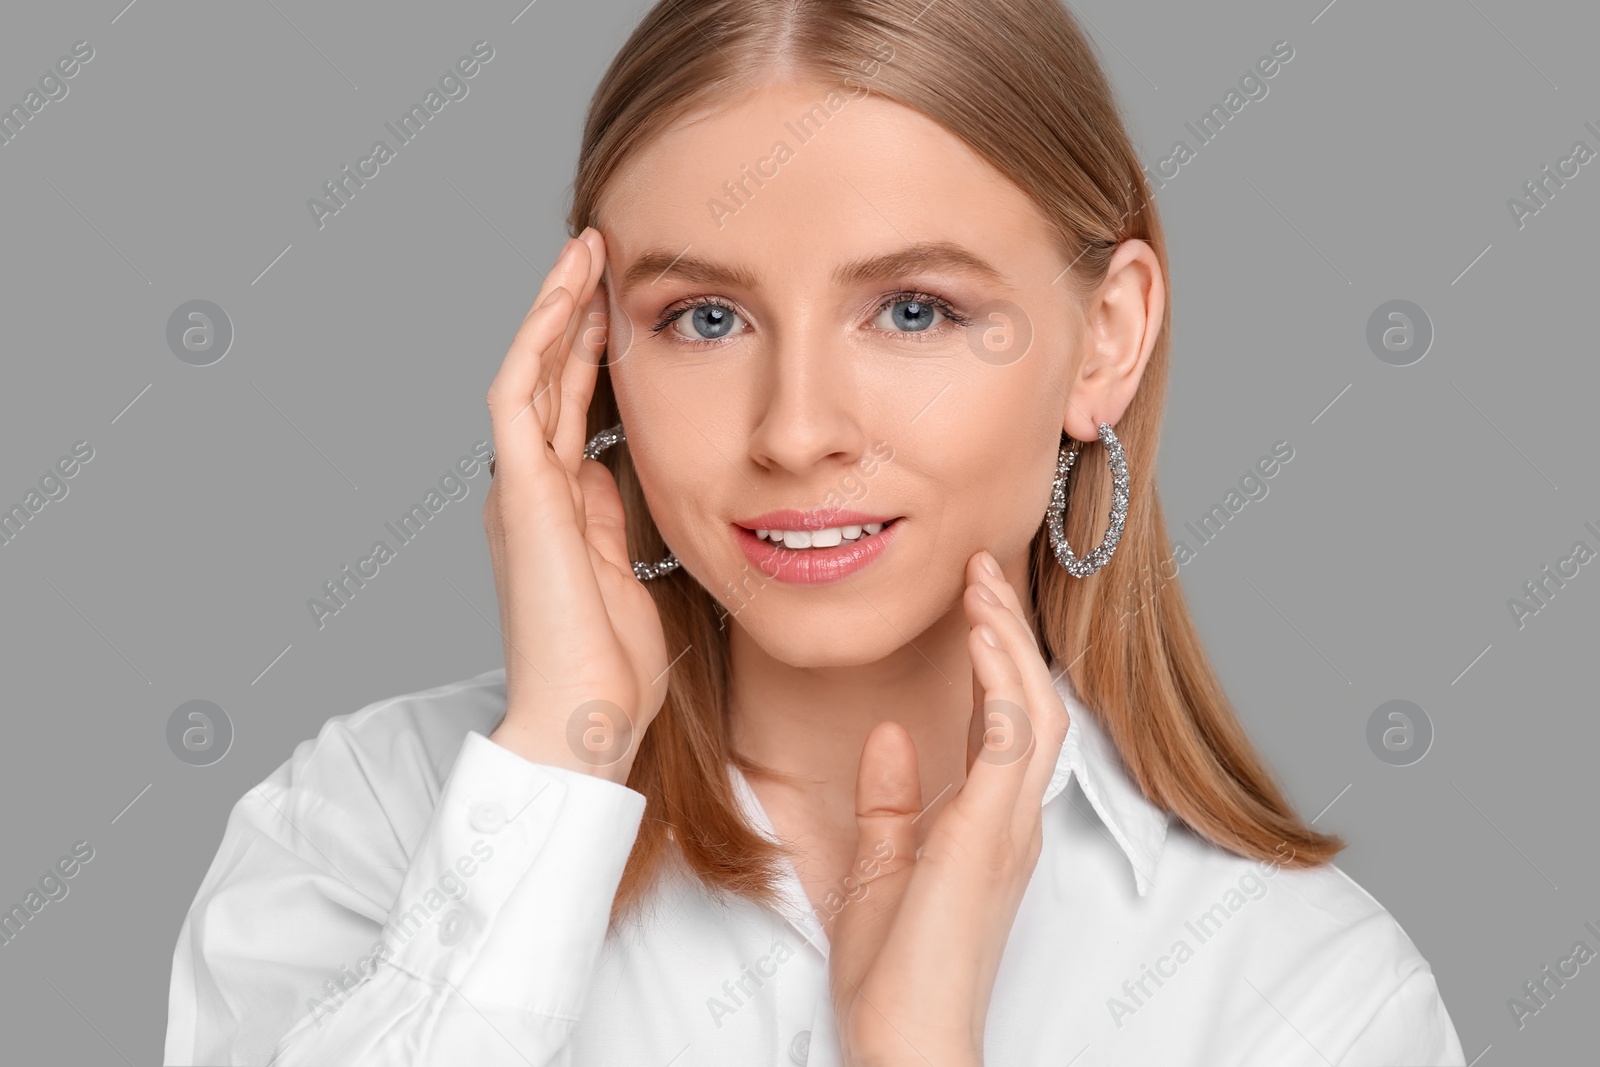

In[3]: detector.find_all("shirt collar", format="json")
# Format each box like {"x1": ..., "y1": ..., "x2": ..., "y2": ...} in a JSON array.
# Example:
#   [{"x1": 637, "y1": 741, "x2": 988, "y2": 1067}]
[
  {"x1": 1044, "y1": 660, "x2": 1170, "y2": 898},
  {"x1": 728, "y1": 663, "x2": 1170, "y2": 906}
]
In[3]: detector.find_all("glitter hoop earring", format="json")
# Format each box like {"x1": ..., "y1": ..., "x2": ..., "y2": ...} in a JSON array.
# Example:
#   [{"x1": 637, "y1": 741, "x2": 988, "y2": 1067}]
[
  {"x1": 486, "y1": 423, "x2": 681, "y2": 581},
  {"x1": 1045, "y1": 422, "x2": 1129, "y2": 578}
]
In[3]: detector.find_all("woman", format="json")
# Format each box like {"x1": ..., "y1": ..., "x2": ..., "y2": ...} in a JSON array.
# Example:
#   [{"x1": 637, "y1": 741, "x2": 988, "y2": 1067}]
[{"x1": 164, "y1": 1, "x2": 1466, "y2": 1064}]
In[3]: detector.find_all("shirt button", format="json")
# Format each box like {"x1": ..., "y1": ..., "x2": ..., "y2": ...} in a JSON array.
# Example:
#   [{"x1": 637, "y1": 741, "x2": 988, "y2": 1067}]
[
  {"x1": 469, "y1": 800, "x2": 508, "y2": 833},
  {"x1": 438, "y1": 908, "x2": 466, "y2": 946},
  {"x1": 789, "y1": 1029, "x2": 810, "y2": 1064}
]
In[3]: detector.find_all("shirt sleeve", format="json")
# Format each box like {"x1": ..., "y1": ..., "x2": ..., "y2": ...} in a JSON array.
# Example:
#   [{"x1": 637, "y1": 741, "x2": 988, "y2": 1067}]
[
  {"x1": 1334, "y1": 966, "x2": 1467, "y2": 1067},
  {"x1": 164, "y1": 725, "x2": 648, "y2": 1067}
]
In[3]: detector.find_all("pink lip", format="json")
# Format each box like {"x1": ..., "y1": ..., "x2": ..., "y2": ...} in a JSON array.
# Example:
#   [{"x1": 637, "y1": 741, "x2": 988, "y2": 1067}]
[
  {"x1": 733, "y1": 518, "x2": 903, "y2": 585},
  {"x1": 735, "y1": 508, "x2": 899, "y2": 532}
]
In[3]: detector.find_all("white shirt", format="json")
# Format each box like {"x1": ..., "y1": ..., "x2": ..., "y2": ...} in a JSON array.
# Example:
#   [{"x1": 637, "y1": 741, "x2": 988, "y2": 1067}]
[{"x1": 165, "y1": 664, "x2": 1466, "y2": 1066}]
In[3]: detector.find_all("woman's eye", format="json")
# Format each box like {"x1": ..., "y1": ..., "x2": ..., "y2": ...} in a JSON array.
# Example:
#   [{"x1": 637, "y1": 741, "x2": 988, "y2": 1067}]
[
  {"x1": 669, "y1": 302, "x2": 746, "y2": 342},
  {"x1": 655, "y1": 292, "x2": 964, "y2": 346},
  {"x1": 873, "y1": 296, "x2": 948, "y2": 334}
]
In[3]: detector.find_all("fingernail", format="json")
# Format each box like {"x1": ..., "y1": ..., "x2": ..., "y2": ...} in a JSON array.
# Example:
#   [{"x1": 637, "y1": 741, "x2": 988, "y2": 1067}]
[
  {"x1": 978, "y1": 623, "x2": 1001, "y2": 647},
  {"x1": 579, "y1": 228, "x2": 603, "y2": 260},
  {"x1": 538, "y1": 285, "x2": 568, "y2": 309},
  {"x1": 980, "y1": 551, "x2": 1001, "y2": 577},
  {"x1": 976, "y1": 584, "x2": 1000, "y2": 605}
]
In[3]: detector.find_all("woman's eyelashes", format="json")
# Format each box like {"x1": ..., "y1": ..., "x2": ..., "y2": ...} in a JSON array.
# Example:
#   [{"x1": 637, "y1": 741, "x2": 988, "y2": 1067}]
[
  {"x1": 870, "y1": 291, "x2": 973, "y2": 335},
  {"x1": 648, "y1": 290, "x2": 973, "y2": 348},
  {"x1": 653, "y1": 300, "x2": 745, "y2": 345}
]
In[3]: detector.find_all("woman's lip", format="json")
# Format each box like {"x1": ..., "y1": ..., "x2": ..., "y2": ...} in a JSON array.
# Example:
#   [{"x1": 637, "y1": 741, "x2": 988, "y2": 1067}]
[
  {"x1": 735, "y1": 509, "x2": 901, "y2": 532},
  {"x1": 732, "y1": 518, "x2": 903, "y2": 585}
]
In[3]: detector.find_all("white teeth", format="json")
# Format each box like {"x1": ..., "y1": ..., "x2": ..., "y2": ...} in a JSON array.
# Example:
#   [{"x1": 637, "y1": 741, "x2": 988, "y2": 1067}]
[{"x1": 755, "y1": 520, "x2": 893, "y2": 548}]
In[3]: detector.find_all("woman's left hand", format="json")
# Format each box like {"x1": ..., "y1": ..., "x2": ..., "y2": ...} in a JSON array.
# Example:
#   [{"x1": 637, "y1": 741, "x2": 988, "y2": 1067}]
[{"x1": 828, "y1": 550, "x2": 1072, "y2": 1067}]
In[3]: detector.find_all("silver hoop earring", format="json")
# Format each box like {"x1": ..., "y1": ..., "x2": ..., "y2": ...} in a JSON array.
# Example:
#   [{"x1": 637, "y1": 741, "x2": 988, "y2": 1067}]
[
  {"x1": 485, "y1": 423, "x2": 681, "y2": 581},
  {"x1": 1045, "y1": 422, "x2": 1129, "y2": 578},
  {"x1": 582, "y1": 424, "x2": 680, "y2": 581}
]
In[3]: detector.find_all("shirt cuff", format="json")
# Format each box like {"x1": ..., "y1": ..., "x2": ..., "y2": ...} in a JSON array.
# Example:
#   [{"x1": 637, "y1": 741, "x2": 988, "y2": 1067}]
[{"x1": 381, "y1": 728, "x2": 648, "y2": 1018}]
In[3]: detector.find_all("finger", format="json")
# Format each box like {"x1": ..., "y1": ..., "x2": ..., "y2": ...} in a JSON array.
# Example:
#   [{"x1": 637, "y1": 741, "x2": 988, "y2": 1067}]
[
  {"x1": 550, "y1": 274, "x2": 608, "y2": 471},
  {"x1": 972, "y1": 549, "x2": 1041, "y2": 653},
  {"x1": 486, "y1": 288, "x2": 578, "y2": 512},
  {"x1": 969, "y1": 555, "x2": 1060, "y2": 709},
  {"x1": 490, "y1": 238, "x2": 585, "y2": 438},
  {"x1": 967, "y1": 552, "x2": 1072, "y2": 810},
  {"x1": 538, "y1": 234, "x2": 606, "y2": 453},
  {"x1": 574, "y1": 456, "x2": 631, "y2": 577},
  {"x1": 830, "y1": 722, "x2": 920, "y2": 984},
  {"x1": 553, "y1": 232, "x2": 603, "y2": 370},
  {"x1": 958, "y1": 601, "x2": 1035, "y2": 831},
  {"x1": 523, "y1": 235, "x2": 591, "y2": 333},
  {"x1": 518, "y1": 240, "x2": 589, "y2": 385},
  {"x1": 480, "y1": 242, "x2": 610, "y2": 637},
  {"x1": 494, "y1": 234, "x2": 593, "y2": 449}
]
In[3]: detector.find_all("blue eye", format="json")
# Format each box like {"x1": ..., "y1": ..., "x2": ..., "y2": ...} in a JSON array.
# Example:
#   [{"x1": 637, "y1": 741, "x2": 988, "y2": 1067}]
[
  {"x1": 654, "y1": 300, "x2": 747, "y2": 343},
  {"x1": 875, "y1": 296, "x2": 944, "y2": 333},
  {"x1": 650, "y1": 290, "x2": 968, "y2": 348}
]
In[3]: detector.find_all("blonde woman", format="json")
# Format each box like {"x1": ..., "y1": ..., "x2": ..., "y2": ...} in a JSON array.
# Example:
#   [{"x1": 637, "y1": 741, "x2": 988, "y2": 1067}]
[{"x1": 165, "y1": 1, "x2": 1465, "y2": 1064}]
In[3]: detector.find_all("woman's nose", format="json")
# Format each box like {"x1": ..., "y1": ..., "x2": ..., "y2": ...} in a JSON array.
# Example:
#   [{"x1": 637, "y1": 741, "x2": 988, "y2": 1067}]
[{"x1": 744, "y1": 334, "x2": 869, "y2": 475}]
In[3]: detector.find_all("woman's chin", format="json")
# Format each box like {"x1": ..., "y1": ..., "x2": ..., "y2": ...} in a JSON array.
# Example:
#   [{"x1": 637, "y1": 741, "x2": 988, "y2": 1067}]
[{"x1": 728, "y1": 616, "x2": 910, "y2": 669}]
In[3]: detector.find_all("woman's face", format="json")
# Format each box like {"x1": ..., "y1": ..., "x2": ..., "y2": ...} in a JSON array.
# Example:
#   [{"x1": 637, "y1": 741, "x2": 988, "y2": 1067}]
[{"x1": 596, "y1": 80, "x2": 1098, "y2": 666}]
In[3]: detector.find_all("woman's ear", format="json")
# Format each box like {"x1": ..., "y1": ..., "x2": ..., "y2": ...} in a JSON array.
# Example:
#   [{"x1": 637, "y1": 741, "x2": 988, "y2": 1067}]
[{"x1": 1061, "y1": 239, "x2": 1164, "y2": 441}]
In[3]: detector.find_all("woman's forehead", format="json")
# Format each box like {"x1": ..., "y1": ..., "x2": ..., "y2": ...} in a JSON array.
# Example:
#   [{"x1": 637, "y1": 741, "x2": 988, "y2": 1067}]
[{"x1": 596, "y1": 85, "x2": 1056, "y2": 291}]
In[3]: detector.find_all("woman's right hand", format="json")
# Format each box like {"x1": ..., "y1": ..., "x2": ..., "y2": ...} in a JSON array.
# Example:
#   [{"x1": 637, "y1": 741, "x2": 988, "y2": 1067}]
[{"x1": 483, "y1": 227, "x2": 670, "y2": 785}]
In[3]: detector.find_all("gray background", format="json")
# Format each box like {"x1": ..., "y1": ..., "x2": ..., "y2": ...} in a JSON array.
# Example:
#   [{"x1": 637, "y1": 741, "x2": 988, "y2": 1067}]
[{"x1": 1, "y1": 0, "x2": 1594, "y2": 1062}]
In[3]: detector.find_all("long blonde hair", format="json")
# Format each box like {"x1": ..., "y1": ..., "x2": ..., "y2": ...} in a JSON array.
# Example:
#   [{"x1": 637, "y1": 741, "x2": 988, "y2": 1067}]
[{"x1": 563, "y1": 0, "x2": 1344, "y2": 927}]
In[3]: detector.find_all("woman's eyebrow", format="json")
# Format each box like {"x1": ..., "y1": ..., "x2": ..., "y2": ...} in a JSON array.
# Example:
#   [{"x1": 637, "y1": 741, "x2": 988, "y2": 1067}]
[
  {"x1": 615, "y1": 240, "x2": 1007, "y2": 297},
  {"x1": 617, "y1": 248, "x2": 761, "y2": 295},
  {"x1": 835, "y1": 241, "x2": 1008, "y2": 287}
]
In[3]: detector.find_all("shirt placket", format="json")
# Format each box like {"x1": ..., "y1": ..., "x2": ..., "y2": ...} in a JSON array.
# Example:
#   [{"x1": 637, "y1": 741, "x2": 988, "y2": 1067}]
[{"x1": 729, "y1": 765, "x2": 843, "y2": 1067}]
